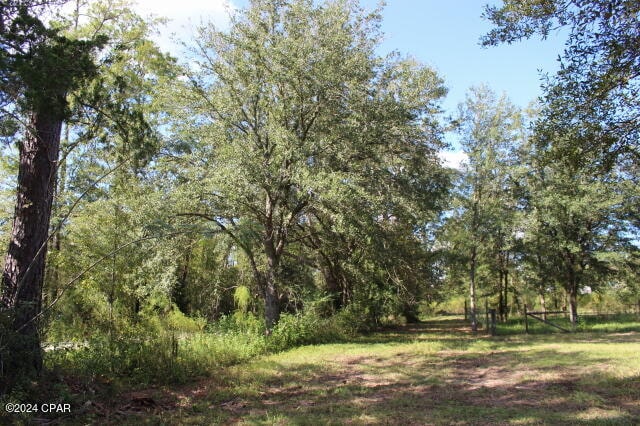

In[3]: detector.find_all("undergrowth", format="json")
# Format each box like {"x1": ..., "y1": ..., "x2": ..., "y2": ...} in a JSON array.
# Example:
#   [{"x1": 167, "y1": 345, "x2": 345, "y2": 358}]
[{"x1": 42, "y1": 307, "x2": 364, "y2": 390}]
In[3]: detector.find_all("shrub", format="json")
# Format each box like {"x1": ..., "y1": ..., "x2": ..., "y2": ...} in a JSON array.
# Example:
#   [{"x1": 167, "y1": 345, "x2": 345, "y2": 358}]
[
  {"x1": 332, "y1": 303, "x2": 377, "y2": 333},
  {"x1": 268, "y1": 310, "x2": 351, "y2": 352}
]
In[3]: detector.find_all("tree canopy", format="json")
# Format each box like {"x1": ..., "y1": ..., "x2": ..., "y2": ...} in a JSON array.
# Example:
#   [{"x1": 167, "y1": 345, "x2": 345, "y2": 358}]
[{"x1": 482, "y1": 0, "x2": 640, "y2": 166}]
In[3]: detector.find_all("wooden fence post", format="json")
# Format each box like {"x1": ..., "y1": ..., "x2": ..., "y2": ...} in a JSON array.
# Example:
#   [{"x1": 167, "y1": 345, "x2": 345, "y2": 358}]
[{"x1": 524, "y1": 303, "x2": 529, "y2": 334}]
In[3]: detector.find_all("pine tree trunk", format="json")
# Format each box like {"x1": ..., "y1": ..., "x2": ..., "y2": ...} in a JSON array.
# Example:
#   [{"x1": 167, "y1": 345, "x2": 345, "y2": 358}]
[
  {"x1": 1, "y1": 110, "x2": 62, "y2": 389},
  {"x1": 43, "y1": 126, "x2": 68, "y2": 310},
  {"x1": 319, "y1": 257, "x2": 346, "y2": 311}
]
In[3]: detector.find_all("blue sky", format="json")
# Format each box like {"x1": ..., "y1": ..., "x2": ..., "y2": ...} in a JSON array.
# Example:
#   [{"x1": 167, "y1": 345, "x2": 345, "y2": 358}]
[{"x1": 358, "y1": 1, "x2": 567, "y2": 114}]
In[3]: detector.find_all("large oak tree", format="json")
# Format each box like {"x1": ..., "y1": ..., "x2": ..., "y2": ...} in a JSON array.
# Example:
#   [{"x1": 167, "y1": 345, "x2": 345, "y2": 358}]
[{"x1": 172, "y1": 0, "x2": 448, "y2": 330}]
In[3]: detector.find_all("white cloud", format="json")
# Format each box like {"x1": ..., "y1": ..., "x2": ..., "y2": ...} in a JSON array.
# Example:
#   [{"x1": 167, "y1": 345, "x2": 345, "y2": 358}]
[
  {"x1": 131, "y1": 0, "x2": 236, "y2": 54},
  {"x1": 438, "y1": 150, "x2": 468, "y2": 170}
]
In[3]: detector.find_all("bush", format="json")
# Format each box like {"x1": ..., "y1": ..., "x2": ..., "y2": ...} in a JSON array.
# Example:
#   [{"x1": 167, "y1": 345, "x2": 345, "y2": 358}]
[
  {"x1": 209, "y1": 312, "x2": 265, "y2": 335},
  {"x1": 332, "y1": 303, "x2": 378, "y2": 333},
  {"x1": 268, "y1": 310, "x2": 352, "y2": 352}
]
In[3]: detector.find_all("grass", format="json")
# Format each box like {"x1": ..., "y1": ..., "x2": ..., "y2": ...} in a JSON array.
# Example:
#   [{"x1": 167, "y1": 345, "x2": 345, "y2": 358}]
[
  {"x1": 496, "y1": 313, "x2": 640, "y2": 335},
  {"x1": 37, "y1": 316, "x2": 640, "y2": 425}
]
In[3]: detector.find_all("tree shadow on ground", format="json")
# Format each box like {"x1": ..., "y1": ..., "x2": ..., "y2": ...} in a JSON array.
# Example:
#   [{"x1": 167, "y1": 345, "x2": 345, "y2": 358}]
[
  {"x1": 179, "y1": 322, "x2": 639, "y2": 425},
  {"x1": 208, "y1": 346, "x2": 639, "y2": 425},
  {"x1": 358, "y1": 318, "x2": 640, "y2": 349},
  {"x1": 354, "y1": 318, "x2": 486, "y2": 348},
  {"x1": 69, "y1": 321, "x2": 640, "y2": 425}
]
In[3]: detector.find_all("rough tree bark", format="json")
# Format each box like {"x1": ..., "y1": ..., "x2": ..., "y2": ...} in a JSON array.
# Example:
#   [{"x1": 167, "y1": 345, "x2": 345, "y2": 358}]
[
  {"x1": 1, "y1": 109, "x2": 62, "y2": 388},
  {"x1": 263, "y1": 269, "x2": 280, "y2": 331}
]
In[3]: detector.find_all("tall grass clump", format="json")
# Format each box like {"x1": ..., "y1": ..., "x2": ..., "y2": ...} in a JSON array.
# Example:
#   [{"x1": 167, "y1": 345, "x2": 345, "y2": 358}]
[
  {"x1": 45, "y1": 309, "x2": 212, "y2": 384},
  {"x1": 45, "y1": 304, "x2": 360, "y2": 387}
]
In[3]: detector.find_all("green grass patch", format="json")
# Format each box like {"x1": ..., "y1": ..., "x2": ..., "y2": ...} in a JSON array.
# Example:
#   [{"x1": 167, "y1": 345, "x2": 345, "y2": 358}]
[
  {"x1": 5, "y1": 316, "x2": 640, "y2": 425},
  {"x1": 59, "y1": 317, "x2": 638, "y2": 425}
]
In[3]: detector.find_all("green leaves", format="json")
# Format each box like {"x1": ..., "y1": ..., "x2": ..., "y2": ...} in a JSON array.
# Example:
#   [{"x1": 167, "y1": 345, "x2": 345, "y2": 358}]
[
  {"x1": 162, "y1": 0, "x2": 449, "y2": 325},
  {"x1": 1, "y1": 1, "x2": 107, "y2": 119},
  {"x1": 483, "y1": 0, "x2": 640, "y2": 169}
]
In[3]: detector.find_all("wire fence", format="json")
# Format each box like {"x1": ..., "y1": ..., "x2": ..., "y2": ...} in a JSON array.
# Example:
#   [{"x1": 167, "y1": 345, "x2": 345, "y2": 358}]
[{"x1": 457, "y1": 302, "x2": 640, "y2": 335}]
